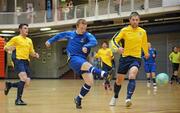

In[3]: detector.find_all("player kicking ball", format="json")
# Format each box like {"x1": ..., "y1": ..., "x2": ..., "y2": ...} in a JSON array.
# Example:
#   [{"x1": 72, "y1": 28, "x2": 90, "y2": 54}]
[{"x1": 45, "y1": 19, "x2": 109, "y2": 109}]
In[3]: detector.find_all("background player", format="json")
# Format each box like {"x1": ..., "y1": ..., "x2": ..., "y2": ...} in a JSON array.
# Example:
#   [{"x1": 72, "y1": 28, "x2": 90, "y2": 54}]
[
  {"x1": 109, "y1": 12, "x2": 149, "y2": 107},
  {"x1": 142, "y1": 42, "x2": 157, "y2": 90},
  {"x1": 169, "y1": 46, "x2": 180, "y2": 84},
  {"x1": 95, "y1": 41, "x2": 114, "y2": 90},
  {"x1": 45, "y1": 19, "x2": 109, "y2": 109},
  {"x1": 4, "y1": 24, "x2": 39, "y2": 105}
]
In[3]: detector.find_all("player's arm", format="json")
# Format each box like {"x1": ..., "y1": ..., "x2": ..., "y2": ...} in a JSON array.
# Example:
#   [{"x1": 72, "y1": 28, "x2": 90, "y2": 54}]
[
  {"x1": 29, "y1": 40, "x2": 39, "y2": 58},
  {"x1": 94, "y1": 50, "x2": 100, "y2": 58},
  {"x1": 4, "y1": 37, "x2": 16, "y2": 52},
  {"x1": 45, "y1": 31, "x2": 69, "y2": 47},
  {"x1": 111, "y1": 30, "x2": 124, "y2": 54},
  {"x1": 169, "y1": 52, "x2": 173, "y2": 62},
  {"x1": 83, "y1": 32, "x2": 98, "y2": 48},
  {"x1": 82, "y1": 33, "x2": 97, "y2": 53},
  {"x1": 153, "y1": 49, "x2": 157, "y2": 58},
  {"x1": 142, "y1": 31, "x2": 149, "y2": 59}
]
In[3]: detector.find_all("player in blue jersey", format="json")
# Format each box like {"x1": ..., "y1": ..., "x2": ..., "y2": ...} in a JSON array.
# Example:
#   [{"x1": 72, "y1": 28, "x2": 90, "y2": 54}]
[
  {"x1": 45, "y1": 19, "x2": 109, "y2": 109},
  {"x1": 142, "y1": 43, "x2": 157, "y2": 90}
]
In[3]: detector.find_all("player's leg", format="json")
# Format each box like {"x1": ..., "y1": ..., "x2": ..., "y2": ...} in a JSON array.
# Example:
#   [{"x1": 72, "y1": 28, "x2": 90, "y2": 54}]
[
  {"x1": 170, "y1": 63, "x2": 176, "y2": 84},
  {"x1": 15, "y1": 71, "x2": 28, "y2": 105},
  {"x1": 109, "y1": 74, "x2": 125, "y2": 106},
  {"x1": 151, "y1": 63, "x2": 157, "y2": 89},
  {"x1": 109, "y1": 57, "x2": 127, "y2": 106},
  {"x1": 4, "y1": 58, "x2": 18, "y2": 95},
  {"x1": 126, "y1": 66, "x2": 138, "y2": 107},
  {"x1": 81, "y1": 62, "x2": 109, "y2": 78},
  {"x1": 125, "y1": 58, "x2": 141, "y2": 107},
  {"x1": 71, "y1": 56, "x2": 108, "y2": 109},
  {"x1": 102, "y1": 63, "x2": 112, "y2": 90},
  {"x1": 144, "y1": 64, "x2": 151, "y2": 88},
  {"x1": 146, "y1": 73, "x2": 151, "y2": 88},
  {"x1": 75, "y1": 72, "x2": 93, "y2": 109},
  {"x1": 4, "y1": 60, "x2": 29, "y2": 98},
  {"x1": 173, "y1": 64, "x2": 180, "y2": 84}
]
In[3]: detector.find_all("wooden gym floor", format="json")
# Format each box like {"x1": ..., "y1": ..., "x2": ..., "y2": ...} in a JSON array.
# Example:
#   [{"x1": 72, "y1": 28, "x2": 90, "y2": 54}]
[{"x1": 0, "y1": 80, "x2": 180, "y2": 113}]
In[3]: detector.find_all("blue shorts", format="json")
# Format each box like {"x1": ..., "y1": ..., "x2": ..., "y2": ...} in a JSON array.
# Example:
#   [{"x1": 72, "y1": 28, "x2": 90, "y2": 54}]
[
  {"x1": 68, "y1": 56, "x2": 87, "y2": 76},
  {"x1": 118, "y1": 56, "x2": 141, "y2": 74},
  {"x1": 144, "y1": 63, "x2": 156, "y2": 73},
  {"x1": 14, "y1": 59, "x2": 31, "y2": 75}
]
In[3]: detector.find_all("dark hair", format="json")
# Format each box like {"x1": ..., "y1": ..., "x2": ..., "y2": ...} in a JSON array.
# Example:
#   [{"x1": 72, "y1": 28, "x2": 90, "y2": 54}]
[
  {"x1": 172, "y1": 46, "x2": 177, "y2": 52},
  {"x1": 129, "y1": 11, "x2": 140, "y2": 19},
  {"x1": 18, "y1": 23, "x2": 28, "y2": 29},
  {"x1": 76, "y1": 19, "x2": 87, "y2": 27},
  {"x1": 101, "y1": 41, "x2": 109, "y2": 47}
]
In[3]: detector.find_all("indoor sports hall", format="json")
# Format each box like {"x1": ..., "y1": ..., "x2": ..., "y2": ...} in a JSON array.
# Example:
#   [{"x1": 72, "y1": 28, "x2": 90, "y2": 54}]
[{"x1": 0, "y1": 0, "x2": 180, "y2": 113}]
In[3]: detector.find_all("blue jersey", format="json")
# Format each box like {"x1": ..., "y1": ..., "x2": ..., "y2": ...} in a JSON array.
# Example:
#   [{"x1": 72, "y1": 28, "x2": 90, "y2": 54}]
[
  {"x1": 143, "y1": 48, "x2": 156, "y2": 64},
  {"x1": 47, "y1": 30, "x2": 97, "y2": 59}
]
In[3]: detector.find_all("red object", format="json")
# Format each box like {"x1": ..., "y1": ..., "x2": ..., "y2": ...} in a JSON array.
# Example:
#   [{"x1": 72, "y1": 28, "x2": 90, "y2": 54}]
[{"x1": 0, "y1": 37, "x2": 5, "y2": 78}]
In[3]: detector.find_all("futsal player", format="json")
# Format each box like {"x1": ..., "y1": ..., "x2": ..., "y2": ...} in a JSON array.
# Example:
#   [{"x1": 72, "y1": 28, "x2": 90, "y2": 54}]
[
  {"x1": 95, "y1": 41, "x2": 114, "y2": 90},
  {"x1": 109, "y1": 12, "x2": 149, "y2": 107},
  {"x1": 4, "y1": 24, "x2": 39, "y2": 105},
  {"x1": 45, "y1": 19, "x2": 109, "y2": 109},
  {"x1": 142, "y1": 42, "x2": 157, "y2": 90},
  {"x1": 169, "y1": 46, "x2": 180, "y2": 84}
]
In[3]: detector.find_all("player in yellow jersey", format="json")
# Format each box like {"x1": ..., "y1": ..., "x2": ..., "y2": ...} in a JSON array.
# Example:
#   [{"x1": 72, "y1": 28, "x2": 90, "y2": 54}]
[
  {"x1": 169, "y1": 46, "x2": 180, "y2": 84},
  {"x1": 109, "y1": 12, "x2": 149, "y2": 107},
  {"x1": 4, "y1": 24, "x2": 39, "y2": 105},
  {"x1": 95, "y1": 41, "x2": 114, "y2": 90}
]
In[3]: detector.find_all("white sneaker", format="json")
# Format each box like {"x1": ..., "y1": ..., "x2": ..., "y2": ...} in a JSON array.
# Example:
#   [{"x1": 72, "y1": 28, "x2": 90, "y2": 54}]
[
  {"x1": 147, "y1": 82, "x2": 151, "y2": 88},
  {"x1": 109, "y1": 97, "x2": 117, "y2": 106},
  {"x1": 153, "y1": 86, "x2": 157, "y2": 91},
  {"x1": 125, "y1": 99, "x2": 132, "y2": 107}
]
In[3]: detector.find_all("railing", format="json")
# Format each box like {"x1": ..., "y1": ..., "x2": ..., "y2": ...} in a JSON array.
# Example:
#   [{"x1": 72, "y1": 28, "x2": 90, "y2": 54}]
[{"x1": 0, "y1": 0, "x2": 179, "y2": 25}]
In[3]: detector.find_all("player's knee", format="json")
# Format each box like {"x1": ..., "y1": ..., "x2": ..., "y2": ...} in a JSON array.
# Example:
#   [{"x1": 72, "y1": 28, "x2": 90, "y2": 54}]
[
  {"x1": 81, "y1": 62, "x2": 92, "y2": 71},
  {"x1": 116, "y1": 75, "x2": 124, "y2": 85},
  {"x1": 25, "y1": 78, "x2": 31, "y2": 86},
  {"x1": 86, "y1": 80, "x2": 93, "y2": 86}
]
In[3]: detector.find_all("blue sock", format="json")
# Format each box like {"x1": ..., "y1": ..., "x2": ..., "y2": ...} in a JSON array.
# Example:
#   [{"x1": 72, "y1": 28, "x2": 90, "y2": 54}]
[
  {"x1": 89, "y1": 66, "x2": 108, "y2": 78},
  {"x1": 127, "y1": 79, "x2": 136, "y2": 99},
  {"x1": 77, "y1": 84, "x2": 91, "y2": 102}
]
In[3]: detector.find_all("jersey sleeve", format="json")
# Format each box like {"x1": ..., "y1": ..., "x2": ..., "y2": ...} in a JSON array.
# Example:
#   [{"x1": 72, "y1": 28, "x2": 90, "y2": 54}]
[
  {"x1": 4, "y1": 37, "x2": 16, "y2": 49},
  {"x1": 169, "y1": 52, "x2": 173, "y2": 61},
  {"x1": 29, "y1": 39, "x2": 35, "y2": 54},
  {"x1": 83, "y1": 32, "x2": 98, "y2": 48},
  {"x1": 111, "y1": 30, "x2": 124, "y2": 49},
  {"x1": 47, "y1": 31, "x2": 70, "y2": 44},
  {"x1": 142, "y1": 31, "x2": 148, "y2": 56}
]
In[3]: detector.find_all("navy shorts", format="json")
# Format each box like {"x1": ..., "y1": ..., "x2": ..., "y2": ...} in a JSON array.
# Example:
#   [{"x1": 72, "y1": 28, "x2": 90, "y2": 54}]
[
  {"x1": 14, "y1": 59, "x2": 30, "y2": 75},
  {"x1": 144, "y1": 63, "x2": 156, "y2": 73},
  {"x1": 68, "y1": 56, "x2": 87, "y2": 76},
  {"x1": 172, "y1": 63, "x2": 179, "y2": 72},
  {"x1": 102, "y1": 62, "x2": 112, "y2": 72},
  {"x1": 117, "y1": 56, "x2": 141, "y2": 74}
]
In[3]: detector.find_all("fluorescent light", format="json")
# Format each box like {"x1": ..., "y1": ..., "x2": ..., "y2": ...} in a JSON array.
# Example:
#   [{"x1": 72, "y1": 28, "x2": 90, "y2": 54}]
[
  {"x1": 40, "y1": 28, "x2": 51, "y2": 31},
  {"x1": 1, "y1": 30, "x2": 15, "y2": 33},
  {"x1": 0, "y1": 33, "x2": 15, "y2": 36}
]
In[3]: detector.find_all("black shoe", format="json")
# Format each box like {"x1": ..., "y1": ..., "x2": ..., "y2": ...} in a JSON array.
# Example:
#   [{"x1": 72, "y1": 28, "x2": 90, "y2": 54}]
[
  {"x1": 4, "y1": 82, "x2": 11, "y2": 95},
  {"x1": 15, "y1": 99, "x2": 27, "y2": 106},
  {"x1": 170, "y1": 81, "x2": 173, "y2": 84},
  {"x1": 74, "y1": 97, "x2": 82, "y2": 109}
]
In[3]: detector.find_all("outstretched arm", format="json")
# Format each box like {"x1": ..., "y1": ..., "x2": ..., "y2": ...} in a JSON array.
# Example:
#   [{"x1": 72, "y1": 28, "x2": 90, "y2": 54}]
[{"x1": 45, "y1": 31, "x2": 70, "y2": 47}]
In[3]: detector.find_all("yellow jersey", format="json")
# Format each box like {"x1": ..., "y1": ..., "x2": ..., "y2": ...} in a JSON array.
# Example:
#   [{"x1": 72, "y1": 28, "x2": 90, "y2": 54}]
[
  {"x1": 95, "y1": 48, "x2": 114, "y2": 67},
  {"x1": 169, "y1": 52, "x2": 180, "y2": 63},
  {"x1": 5, "y1": 35, "x2": 35, "y2": 60},
  {"x1": 112, "y1": 25, "x2": 148, "y2": 58}
]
